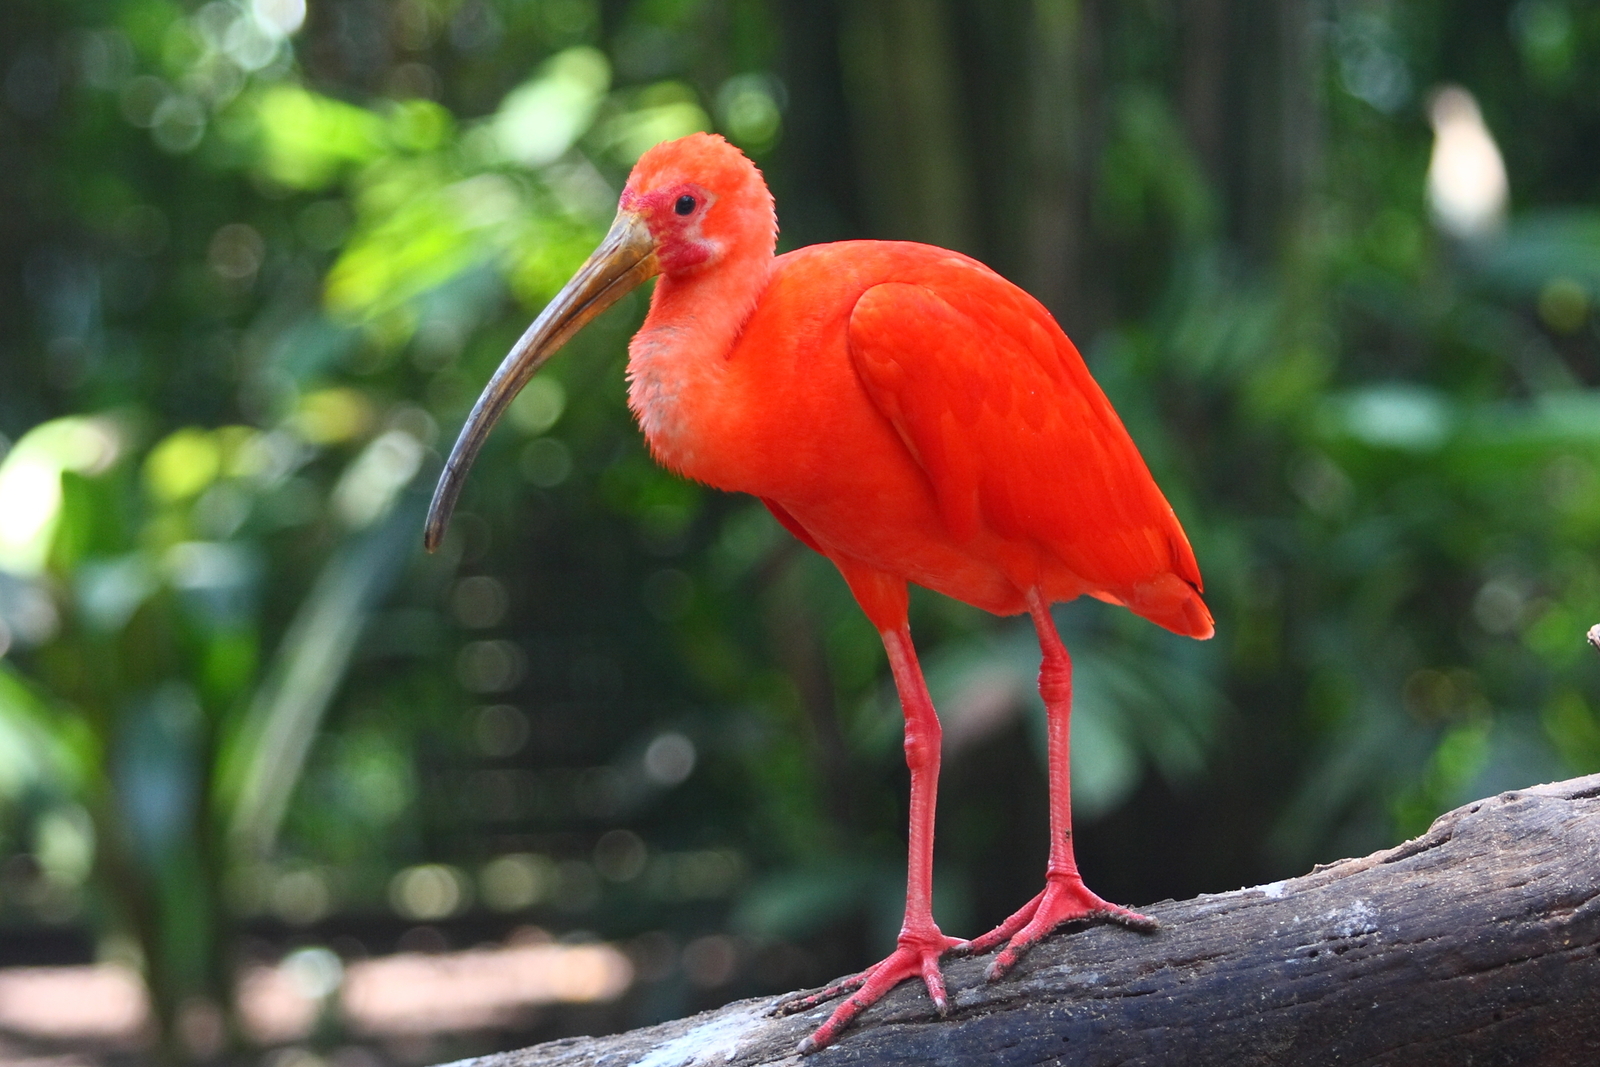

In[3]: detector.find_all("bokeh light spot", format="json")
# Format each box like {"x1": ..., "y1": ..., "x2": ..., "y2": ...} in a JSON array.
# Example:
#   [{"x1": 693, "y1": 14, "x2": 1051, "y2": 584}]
[
  {"x1": 145, "y1": 428, "x2": 221, "y2": 503},
  {"x1": 519, "y1": 437, "x2": 572, "y2": 487},
  {"x1": 295, "y1": 387, "x2": 374, "y2": 445},
  {"x1": 716, "y1": 74, "x2": 783, "y2": 150},
  {"x1": 209, "y1": 223, "x2": 266, "y2": 280},
  {"x1": 472, "y1": 704, "x2": 529, "y2": 757},
  {"x1": 1537, "y1": 276, "x2": 1589, "y2": 334},
  {"x1": 272, "y1": 869, "x2": 333, "y2": 926},
  {"x1": 509, "y1": 377, "x2": 567, "y2": 434},
  {"x1": 593, "y1": 829, "x2": 647, "y2": 882},
  {"x1": 452, "y1": 575, "x2": 509, "y2": 628},
  {"x1": 389, "y1": 864, "x2": 469, "y2": 920},
  {"x1": 642, "y1": 732, "x2": 696, "y2": 786},
  {"x1": 457, "y1": 639, "x2": 527, "y2": 693},
  {"x1": 480, "y1": 852, "x2": 555, "y2": 911}
]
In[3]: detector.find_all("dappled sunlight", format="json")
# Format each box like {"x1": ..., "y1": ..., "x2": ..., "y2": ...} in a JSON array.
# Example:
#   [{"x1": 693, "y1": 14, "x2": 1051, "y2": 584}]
[
  {"x1": 0, "y1": 964, "x2": 147, "y2": 1043},
  {"x1": 0, "y1": 938, "x2": 632, "y2": 1047},
  {"x1": 493, "y1": 48, "x2": 612, "y2": 168},
  {"x1": 338, "y1": 939, "x2": 632, "y2": 1037},
  {"x1": 0, "y1": 418, "x2": 123, "y2": 577}
]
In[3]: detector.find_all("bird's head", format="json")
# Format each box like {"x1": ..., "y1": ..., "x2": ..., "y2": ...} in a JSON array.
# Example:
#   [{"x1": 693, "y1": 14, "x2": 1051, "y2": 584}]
[
  {"x1": 423, "y1": 134, "x2": 773, "y2": 552},
  {"x1": 621, "y1": 132, "x2": 777, "y2": 275}
]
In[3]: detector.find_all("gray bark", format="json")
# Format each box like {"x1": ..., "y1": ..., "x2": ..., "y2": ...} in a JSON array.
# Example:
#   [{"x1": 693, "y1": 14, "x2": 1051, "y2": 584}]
[{"x1": 457, "y1": 774, "x2": 1600, "y2": 1066}]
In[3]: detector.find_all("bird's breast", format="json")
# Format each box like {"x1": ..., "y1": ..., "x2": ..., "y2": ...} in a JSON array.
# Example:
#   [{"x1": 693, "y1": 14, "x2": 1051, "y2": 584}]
[{"x1": 626, "y1": 327, "x2": 698, "y2": 467}]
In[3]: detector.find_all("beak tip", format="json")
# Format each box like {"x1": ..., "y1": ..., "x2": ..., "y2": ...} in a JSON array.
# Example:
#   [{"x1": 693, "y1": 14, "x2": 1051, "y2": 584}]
[
  {"x1": 422, "y1": 515, "x2": 445, "y2": 553},
  {"x1": 422, "y1": 501, "x2": 448, "y2": 553}
]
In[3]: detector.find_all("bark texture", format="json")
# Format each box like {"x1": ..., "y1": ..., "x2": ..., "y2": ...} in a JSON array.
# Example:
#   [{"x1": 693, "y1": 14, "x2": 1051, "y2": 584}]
[{"x1": 454, "y1": 775, "x2": 1600, "y2": 1067}]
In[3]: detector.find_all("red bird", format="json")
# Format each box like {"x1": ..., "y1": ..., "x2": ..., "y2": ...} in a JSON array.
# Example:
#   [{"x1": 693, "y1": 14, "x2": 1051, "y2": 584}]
[{"x1": 425, "y1": 133, "x2": 1213, "y2": 1052}]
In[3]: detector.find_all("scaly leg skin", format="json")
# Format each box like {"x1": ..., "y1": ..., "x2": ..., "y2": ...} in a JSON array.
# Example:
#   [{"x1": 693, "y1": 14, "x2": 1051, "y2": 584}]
[
  {"x1": 966, "y1": 591, "x2": 1157, "y2": 982},
  {"x1": 777, "y1": 624, "x2": 964, "y2": 1054}
]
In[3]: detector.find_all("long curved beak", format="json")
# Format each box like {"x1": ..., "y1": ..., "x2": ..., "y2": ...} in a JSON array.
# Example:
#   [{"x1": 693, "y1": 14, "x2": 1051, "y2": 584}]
[{"x1": 423, "y1": 210, "x2": 659, "y2": 552}]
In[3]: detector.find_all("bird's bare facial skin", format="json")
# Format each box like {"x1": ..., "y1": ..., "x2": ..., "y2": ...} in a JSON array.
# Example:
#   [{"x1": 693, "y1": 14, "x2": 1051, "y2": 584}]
[{"x1": 621, "y1": 182, "x2": 716, "y2": 273}]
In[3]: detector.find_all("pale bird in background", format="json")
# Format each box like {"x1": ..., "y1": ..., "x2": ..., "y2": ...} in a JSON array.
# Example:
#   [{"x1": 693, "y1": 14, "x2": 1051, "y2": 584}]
[{"x1": 1426, "y1": 85, "x2": 1508, "y2": 239}]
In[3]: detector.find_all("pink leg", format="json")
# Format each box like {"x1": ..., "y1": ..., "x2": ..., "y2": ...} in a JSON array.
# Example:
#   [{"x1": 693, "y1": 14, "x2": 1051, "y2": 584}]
[
  {"x1": 966, "y1": 591, "x2": 1155, "y2": 979},
  {"x1": 778, "y1": 624, "x2": 964, "y2": 1053}
]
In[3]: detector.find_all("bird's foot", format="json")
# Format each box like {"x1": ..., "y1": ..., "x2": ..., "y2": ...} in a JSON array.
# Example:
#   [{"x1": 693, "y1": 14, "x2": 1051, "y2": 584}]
[
  {"x1": 776, "y1": 928, "x2": 965, "y2": 1054},
  {"x1": 965, "y1": 871, "x2": 1156, "y2": 980}
]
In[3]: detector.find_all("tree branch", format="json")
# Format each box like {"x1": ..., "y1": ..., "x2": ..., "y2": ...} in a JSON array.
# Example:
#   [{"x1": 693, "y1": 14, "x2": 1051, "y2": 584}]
[{"x1": 467, "y1": 775, "x2": 1600, "y2": 1066}]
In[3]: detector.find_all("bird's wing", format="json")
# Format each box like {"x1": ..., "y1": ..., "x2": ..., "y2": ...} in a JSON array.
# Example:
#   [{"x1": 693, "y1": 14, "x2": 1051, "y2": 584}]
[{"x1": 847, "y1": 270, "x2": 1204, "y2": 614}]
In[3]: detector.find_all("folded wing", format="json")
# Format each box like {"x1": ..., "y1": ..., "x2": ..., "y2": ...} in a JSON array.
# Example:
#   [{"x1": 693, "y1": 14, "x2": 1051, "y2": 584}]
[{"x1": 847, "y1": 267, "x2": 1211, "y2": 638}]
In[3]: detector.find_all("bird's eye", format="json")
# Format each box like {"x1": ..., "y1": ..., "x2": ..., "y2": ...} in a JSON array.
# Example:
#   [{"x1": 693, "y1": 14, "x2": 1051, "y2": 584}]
[{"x1": 674, "y1": 194, "x2": 697, "y2": 216}]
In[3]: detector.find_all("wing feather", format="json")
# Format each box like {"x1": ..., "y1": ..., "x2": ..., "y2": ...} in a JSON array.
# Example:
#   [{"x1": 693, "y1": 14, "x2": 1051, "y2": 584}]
[{"x1": 847, "y1": 269, "x2": 1206, "y2": 629}]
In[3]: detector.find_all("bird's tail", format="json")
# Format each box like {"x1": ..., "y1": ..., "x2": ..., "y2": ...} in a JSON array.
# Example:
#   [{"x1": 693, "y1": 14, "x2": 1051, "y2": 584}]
[{"x1": 1127, "y1": 572, "x2": 1215, "y2": 640}]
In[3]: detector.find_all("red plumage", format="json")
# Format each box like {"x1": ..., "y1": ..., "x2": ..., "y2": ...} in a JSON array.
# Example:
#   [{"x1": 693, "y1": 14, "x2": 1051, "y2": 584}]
[
  {"x1": 429, "y1": 133, "x2": 1213, "y2": 1053},
  {"x1": 630, "y1": 233, "x2": 1210, "y2": 640}
]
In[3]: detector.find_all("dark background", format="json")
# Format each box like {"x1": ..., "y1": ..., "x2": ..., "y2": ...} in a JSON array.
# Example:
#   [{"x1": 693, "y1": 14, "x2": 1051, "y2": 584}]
[{"x1": 1, "y1": 0, "x2": 1598, "y2": 1063}]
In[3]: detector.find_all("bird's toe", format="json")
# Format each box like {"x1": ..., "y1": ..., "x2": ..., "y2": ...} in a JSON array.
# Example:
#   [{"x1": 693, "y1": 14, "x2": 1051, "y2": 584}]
[
  {"x1": 975, "y1": 876, "x2": 1157, "y2": 981},
  {"x1": 797, "y1": 932, "x2": 963, "y2": 1053}
]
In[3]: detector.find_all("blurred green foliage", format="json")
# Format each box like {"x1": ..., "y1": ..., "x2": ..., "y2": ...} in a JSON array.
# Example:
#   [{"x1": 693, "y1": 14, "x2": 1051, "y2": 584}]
[{"x1": 0, "y1": 0, "x2": 1598, "y2": 1061}]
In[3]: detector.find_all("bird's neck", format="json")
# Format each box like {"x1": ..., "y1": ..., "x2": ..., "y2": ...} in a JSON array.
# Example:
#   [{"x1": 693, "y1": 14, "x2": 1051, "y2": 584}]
[{"x1": 626, "y1": 247, "x2": 773, "y2": 483}]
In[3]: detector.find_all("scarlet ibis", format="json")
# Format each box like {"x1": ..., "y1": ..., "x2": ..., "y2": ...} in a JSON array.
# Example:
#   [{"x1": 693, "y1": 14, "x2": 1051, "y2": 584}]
[{"x1": 425, "y1": 133, "x2": 1213, "y2": 1052}]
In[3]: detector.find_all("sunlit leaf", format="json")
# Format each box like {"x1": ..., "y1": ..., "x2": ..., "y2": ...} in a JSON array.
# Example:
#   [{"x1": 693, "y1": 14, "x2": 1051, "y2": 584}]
[
  {"x1": 494, "y1": 47, "x2": 611, "y2": 168},
  {"x1": 0, "y1": 418, "x2": 124, "y2": 577},
  {"x1": 597, "y1": 82, "x2": 712, "y2": 163},
  {"x1": 145, "y1": 427, "x2": 222, "y2": 502},
  {"x1": 253, "y1": 84, "x2": 387, "y2": 189}
]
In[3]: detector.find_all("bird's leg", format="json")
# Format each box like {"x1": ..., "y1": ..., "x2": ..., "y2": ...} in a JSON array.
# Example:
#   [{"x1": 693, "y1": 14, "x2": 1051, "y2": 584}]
[
  {"x1": 779, "y1": 623, "x2": 964, "y2": 1054},
  {"x1": 966, "y1": 591, "x2": 1156, "y2": 980}
]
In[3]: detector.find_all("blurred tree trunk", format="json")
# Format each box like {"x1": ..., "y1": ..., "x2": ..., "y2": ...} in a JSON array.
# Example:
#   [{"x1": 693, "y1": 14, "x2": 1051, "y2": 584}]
[
  {"x1": 788, "y1": 0, "x2": 1324, "y2": 321},
  {"x1": 1180, "y1": 0, "x2": 1230, "y2": 187},
  {"x1": 1184, "y1": 0, "x2": 1321, "y2": 261},
  {"x1": 1017, "y1": 0, "x2": 1093, "y2": 327},
  {"x1": 837, "y1": 0, "x2": 977, "y2": 253},
  {"x1": 772, "y1": 0, "x2": 1085, "y2": 260},
  {"x1": 771, "y1": 0, "x2": 864, "y2": 246}
]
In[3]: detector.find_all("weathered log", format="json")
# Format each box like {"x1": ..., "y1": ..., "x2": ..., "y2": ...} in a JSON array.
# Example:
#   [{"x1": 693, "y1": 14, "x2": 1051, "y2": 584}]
[{"x1": 458, "y1": 775, "x2": 1600, "y2": 1067}]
